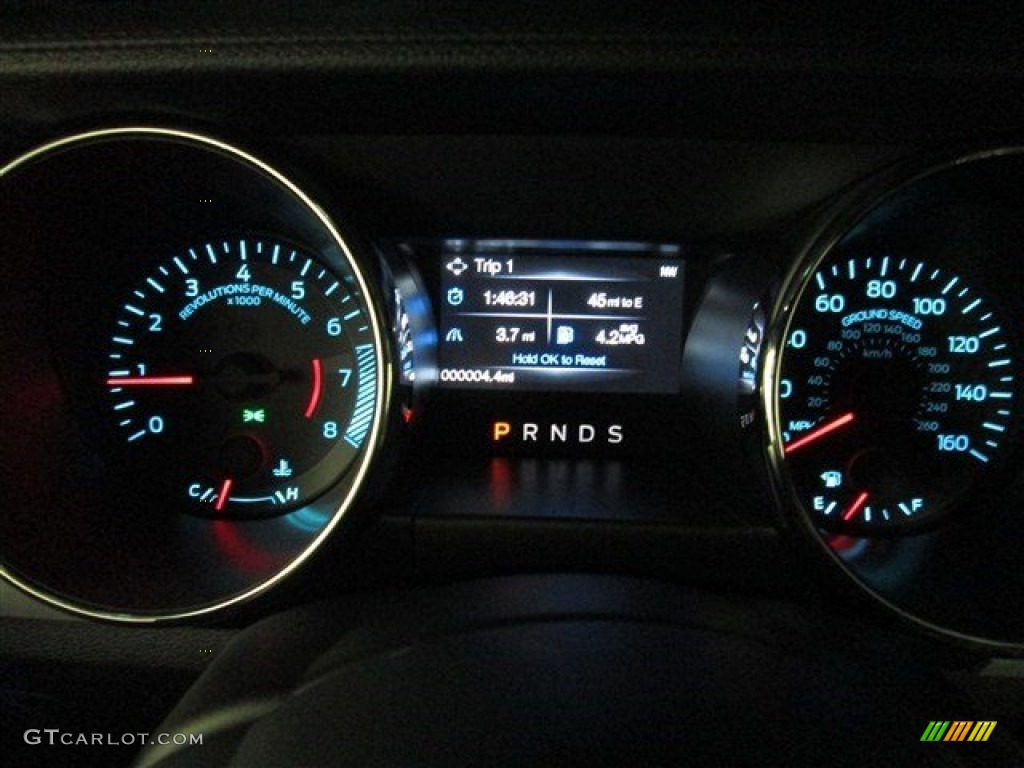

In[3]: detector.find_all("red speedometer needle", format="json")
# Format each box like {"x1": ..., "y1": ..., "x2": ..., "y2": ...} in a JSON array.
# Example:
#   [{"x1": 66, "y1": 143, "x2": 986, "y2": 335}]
[
  {"x1": 215, "y1": 478, "x2": 233, "y2": 512},
  {"x1": 843, "y1": 491, "x2": 870, "y2": 522},
  {"x1": 783, "y1": 411, "x2": 856, "y2": 455},
  {"x1": 106, "y1": 376, "x2": 195, "y2": 386}
]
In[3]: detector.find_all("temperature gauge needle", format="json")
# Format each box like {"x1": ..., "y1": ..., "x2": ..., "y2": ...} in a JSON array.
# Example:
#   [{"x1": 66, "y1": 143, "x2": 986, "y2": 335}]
[
  {"x1": 106, "y1": 376, "x2": 195, "y2": 386},
  {"x1": 843, "y1": 491, "x2": 870, "y2": 522},
  {"x1": 784, "y1": 411, "x2": 856, "y2": 455},
  {"x1": 215, "y1": 478, "x2": 233, "y2": 512}
]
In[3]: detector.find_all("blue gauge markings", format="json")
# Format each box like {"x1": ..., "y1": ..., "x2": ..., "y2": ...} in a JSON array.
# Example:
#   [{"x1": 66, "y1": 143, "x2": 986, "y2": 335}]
[
  {"x1": 105, "y1": 236, "x2": 382, "y2": 516},
  {"x1": 777, "y1": 254, "x2": 1016, "y2": 531}
]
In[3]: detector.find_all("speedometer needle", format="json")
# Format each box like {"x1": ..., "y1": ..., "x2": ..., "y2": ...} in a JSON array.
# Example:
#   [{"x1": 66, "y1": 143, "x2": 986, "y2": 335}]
[
  {"x1": 843, "y1": 491, "x2": 870, "y2": 522},
  {"x1": 784, "y1": 411, "x2": 856, "y2": 455},
  {"x1": 106, "y1": 376, "x2": 195, "y2": 386}
]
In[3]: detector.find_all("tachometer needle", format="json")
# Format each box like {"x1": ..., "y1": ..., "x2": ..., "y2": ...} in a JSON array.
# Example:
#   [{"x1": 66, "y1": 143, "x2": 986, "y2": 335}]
[
  {"x1": 215, "y1": 478, "x2": 233, "y2": 512},
  {"x1": 784, "y1": 411, "x2": 856, "y2": 455},
  {"x1": 843, "y1": 491, "x2": 870, "y2": 522},
  {"x1": 106, "y1": 376, "x2": 195, "y2": 386}
]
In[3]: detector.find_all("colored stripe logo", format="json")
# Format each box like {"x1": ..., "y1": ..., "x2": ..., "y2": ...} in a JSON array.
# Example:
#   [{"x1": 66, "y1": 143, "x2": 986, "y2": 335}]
[{"x1": 920, "y1": 721, "x2": 997, "y2": 742}]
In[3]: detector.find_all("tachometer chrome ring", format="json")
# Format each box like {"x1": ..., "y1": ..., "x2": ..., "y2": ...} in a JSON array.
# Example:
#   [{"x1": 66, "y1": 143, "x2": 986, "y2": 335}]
[{"x1": 0, "y1": 127, "x2": 394, "y2": 623}]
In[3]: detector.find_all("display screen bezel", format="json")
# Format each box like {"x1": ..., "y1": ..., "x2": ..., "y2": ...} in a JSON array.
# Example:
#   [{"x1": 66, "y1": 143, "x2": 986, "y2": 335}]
[{"x1": 434, "y1": 239, "x2": 686, "y2": 395}]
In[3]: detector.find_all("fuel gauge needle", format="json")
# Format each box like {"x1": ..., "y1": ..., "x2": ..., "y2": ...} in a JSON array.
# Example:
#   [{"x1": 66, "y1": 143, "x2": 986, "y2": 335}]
[
  {"x1": 106, "y1": 376, "x2": 195, "y2": 386},
  {"x1": 215, "y1": 478, "x2": 233, "y2": 512},
  {"x1": 843, "y1": 491, "x2": 870, "y2": 522},
  {"x1": 784, "y1": 411, "x2": 856, "y2": 455}
]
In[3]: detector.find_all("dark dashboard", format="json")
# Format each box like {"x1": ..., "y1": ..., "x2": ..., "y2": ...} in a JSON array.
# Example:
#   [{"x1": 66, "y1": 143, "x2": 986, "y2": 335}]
[{"x1": 2, "y1": 3, "x2": 1023, "y2": 767}]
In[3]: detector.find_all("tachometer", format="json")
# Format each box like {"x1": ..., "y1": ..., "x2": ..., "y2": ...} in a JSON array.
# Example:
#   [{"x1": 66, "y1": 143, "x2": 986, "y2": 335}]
[
  {"x1": 0, "y1": 126, "x2": 396, "y2": 621},
  {"x1": 107, "y1": 236, "x2": 379, "y2": 516},
  {"x1": 769, "y1": 254, "x2": 1015, "y2": 533}
]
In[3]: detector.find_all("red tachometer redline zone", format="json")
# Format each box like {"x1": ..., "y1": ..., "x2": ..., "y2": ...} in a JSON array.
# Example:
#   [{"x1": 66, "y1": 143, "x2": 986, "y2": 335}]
[{"x1": 303, "y1": 358, "x2": 323, "y2": 419}]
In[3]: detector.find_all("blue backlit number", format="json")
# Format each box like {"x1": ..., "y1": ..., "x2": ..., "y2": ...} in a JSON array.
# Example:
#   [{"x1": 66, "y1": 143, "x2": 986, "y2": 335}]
[
  {"x1": 323, "y1": 421, "x2": 338, "y2": 439},
  {"x1": 955, "y1": 384, "x2": 988, "y2": 401},
  {"x1": 866, "y1": 279, "x2": 897, "y2": 299},
  {"x1": 148, "y1": 416, "x2": 164, "y2": 434},
  {"x1": 291, "y1": 280, "x2": 305, "y2": 300},
  {"x1": 338, "y1": 368, "x2": 352, "y2": 388},
  {"x1": 948, "y1": 335, "x2": 980, "y2": 354},
  {"x1": 780, "y1": 379, "x2": 793, "y2": 399},
  {"x1": 788, "y1": 329, "x2": 807, "y2": 349},
  {"x1": 148, "y1": 313, "x2": 162, "y2": 332},
  {"x1": 814, "y1": 294, "x2": 845, "y2": 313},
  {"x1": 236, "y1": 264, "x2": 251, "y2": 283},
  {"x1": 185, "y1": 278, "x2": 199, "y2": 297},
  {"x1": 937, "y1": 434, "x2": 970, "y2": 452},
  {"x1": 327, "y1": 318, "x2": 342, "y2": 336},
  {"x1": 912, "y1": 297, "x2": 946, "y2": 316}
]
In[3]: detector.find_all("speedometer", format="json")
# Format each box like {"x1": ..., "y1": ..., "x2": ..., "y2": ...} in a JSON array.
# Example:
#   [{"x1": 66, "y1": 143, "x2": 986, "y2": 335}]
[{"x1": 769, "y1": 254, "x2": 1016, "y2": 533}]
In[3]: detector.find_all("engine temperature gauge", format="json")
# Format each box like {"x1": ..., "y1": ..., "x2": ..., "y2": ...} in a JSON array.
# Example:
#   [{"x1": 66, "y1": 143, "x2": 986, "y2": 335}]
[{"x1": 106, "y1": 236, "x2": 381, "y2": 516}]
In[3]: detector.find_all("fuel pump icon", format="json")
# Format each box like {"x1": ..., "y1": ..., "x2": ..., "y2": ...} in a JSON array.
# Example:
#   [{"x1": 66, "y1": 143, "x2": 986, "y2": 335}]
[{"x1": 820, "y1": 471, "x2": 842, "y2": 488}]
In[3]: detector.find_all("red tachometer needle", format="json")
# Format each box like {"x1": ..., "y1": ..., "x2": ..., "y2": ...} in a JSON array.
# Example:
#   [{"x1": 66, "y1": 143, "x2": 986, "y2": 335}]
[
  {"x1": 215, "y1": 478, "x2": 233, "y2": 512},
  {"x1": 843, "y1": 491, "x2": 870, "y2": 522},
  {"x1": 784, "y1": 411, "x2": 856, "y2": 455},
  {"x1": 106, "y1": 376, "x2": 195, "y2": 386}
]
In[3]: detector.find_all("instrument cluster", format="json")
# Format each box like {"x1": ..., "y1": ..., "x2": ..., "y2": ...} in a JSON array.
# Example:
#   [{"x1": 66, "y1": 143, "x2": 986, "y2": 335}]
[{"x1": 1, "y1": 129, "x2": 1021, "y2": 650}]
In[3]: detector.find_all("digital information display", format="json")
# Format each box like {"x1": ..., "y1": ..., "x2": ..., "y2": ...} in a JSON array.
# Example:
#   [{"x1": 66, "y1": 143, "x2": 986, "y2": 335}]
[{"x1": 438, "y1": 241, "x2": 685, "y2": 392}]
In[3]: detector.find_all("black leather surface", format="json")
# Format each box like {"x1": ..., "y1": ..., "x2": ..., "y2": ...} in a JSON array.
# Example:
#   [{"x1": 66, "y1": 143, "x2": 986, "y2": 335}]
[
  {"x1": 4, "y1": 2, "x2": 1024, "y2": 140},
  {"x1": 4, "y1": 2, "x2": 1024, "y2": 71},
  {"x1": 1, "y1": 617, "x2": 235, "y2": 767},
  {"x1": 135, "y1": 575, "x2": 1022, "y2": 767}
]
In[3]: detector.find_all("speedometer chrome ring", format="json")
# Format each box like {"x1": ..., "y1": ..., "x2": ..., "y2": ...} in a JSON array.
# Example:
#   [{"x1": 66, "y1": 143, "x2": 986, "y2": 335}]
[
  {"x1": 0, "y1": 127, "x2": 393, "y2": 622},
  {"x1": 763, "y1": 147, "x2": 1024, "y2": 649},
  {"x1": 765, "y1": 149, "x2": 1020, "y2": 538}
]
